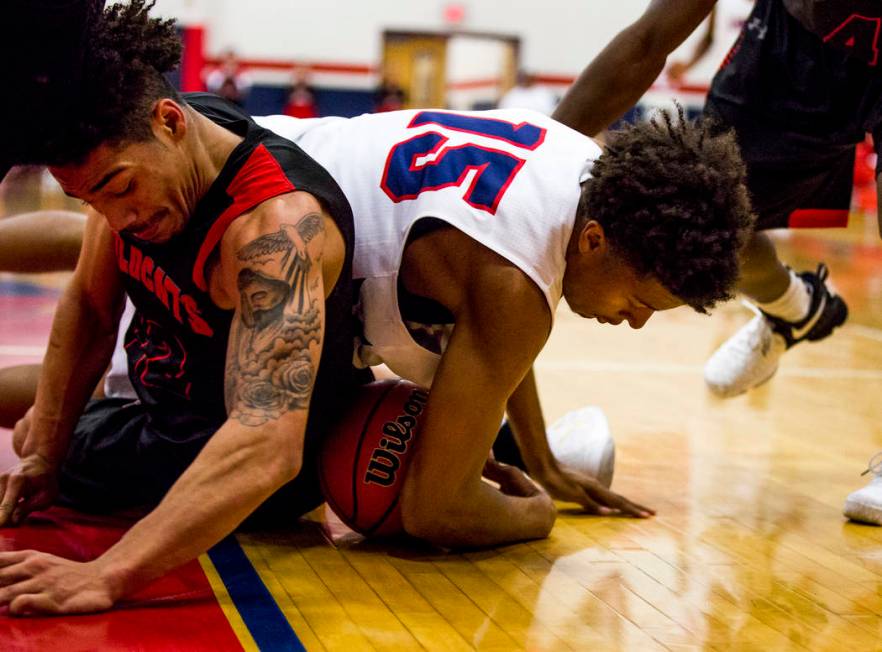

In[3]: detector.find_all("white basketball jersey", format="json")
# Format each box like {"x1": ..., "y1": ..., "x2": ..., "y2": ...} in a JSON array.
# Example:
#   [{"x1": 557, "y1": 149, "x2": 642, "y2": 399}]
[
  {"x1": 103, "y1": 297, "x2": 136, "y2": 398},
  {"x1": 256, "y1": 109, "x2": 601, "y2": 387}
]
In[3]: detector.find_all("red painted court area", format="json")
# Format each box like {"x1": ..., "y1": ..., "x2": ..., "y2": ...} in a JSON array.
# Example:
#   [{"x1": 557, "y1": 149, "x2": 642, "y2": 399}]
[
  {"x1": 0, "y1": 281, "x2": 259, "y2": 651},
  {"x1": 0, "y1": 505, "x2": 244, "y2": 652}
]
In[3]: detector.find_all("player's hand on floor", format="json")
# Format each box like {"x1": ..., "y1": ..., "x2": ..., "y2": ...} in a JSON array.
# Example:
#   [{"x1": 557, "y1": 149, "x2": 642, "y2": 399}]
[
  {"x1": 0, "y1": 453, "x2": 58, "y2": 527},
  {"x1": 0, "y1": 408, "x2": 60, "y2": 526},
  {"x1": 536, "y1": 464, "x2": 655, "y2": 518},
  {"x1": 0, "y1": 551, "x2": 118, "y2": 615}
]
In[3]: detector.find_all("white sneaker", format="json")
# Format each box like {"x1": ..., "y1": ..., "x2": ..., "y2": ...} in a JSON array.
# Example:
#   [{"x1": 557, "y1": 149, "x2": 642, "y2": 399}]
[
  {"x1": 705, "y1": 265, "x2": 848, "y2": 399},
  {"x1": 547, "y1": 407, "x2": 615, "y2": 488},
  {"x1": 704, "y1": 311, "x2": 787, "y2": 398},
  {"x1": 844, "y1": 453, "x2": 882, "y2": 525}
]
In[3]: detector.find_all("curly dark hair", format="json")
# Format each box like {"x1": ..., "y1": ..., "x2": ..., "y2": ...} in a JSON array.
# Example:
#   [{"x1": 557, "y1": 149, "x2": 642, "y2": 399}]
[
  {"x1": 6, "y1": 0, "x2": 181, "y2": 168},
  {"x1": 580, "y1": 106, "x2": 755, "y2": 313}
]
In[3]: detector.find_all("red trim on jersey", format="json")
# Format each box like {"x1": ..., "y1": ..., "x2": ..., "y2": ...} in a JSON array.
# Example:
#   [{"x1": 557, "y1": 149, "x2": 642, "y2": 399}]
[
  {"x1": 787, "y1": 208, "x2": 850, "y2": 229},
  {"x1": 380, "y1": 131, "x2": 527, "y2": 215},
  {"x1": 407, "y1": 111, "x2": 547, "y2": 151},
  {"x1": 192, "y1": 144, "x2": 296, "y2": 291}
]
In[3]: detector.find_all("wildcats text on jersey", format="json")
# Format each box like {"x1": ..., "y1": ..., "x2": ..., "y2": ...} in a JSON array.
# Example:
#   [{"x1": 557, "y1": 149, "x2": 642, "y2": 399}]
[{"x1": 114, "y1": 235, "x2": 215, "y2": 337}]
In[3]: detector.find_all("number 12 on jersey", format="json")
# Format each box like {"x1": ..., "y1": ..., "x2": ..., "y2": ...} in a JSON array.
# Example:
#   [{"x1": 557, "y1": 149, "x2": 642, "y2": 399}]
[{"x1": 381, "y1": 111, "x2": 547, "y2": 214}]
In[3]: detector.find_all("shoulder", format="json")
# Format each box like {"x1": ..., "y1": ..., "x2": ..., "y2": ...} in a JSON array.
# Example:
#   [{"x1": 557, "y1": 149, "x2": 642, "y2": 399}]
[
  {"x1": 224, "y1": 192, "x2": 326, "y2": 251},
  {"x1": 464, "y1": 244, "x2": 551, "y2": 329},
  {"x1": 218, "y1": 191, "x2": 338, "y2": 283},
  {"x1": 636, "y1": 0, "x2": 718, "y2": 50},
  {"x1": 210, "y1": 191, "x2": 344, "y2": 307}
]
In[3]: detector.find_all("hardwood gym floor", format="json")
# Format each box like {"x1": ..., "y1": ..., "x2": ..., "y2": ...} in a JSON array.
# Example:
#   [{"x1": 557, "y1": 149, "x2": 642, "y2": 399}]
[{"x1": 0, "y1": 203, "x2": 880, "y2": 650}]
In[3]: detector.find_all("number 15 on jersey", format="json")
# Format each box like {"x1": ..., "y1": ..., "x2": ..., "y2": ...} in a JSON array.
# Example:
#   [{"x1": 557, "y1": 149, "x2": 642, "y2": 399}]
[{"x1": 381, "y1": 111, "x2": 548, "y2": 215}]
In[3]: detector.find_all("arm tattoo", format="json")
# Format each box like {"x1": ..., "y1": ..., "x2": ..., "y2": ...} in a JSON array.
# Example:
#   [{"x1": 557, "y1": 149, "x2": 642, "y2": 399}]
[
  {"x1": 226, "y1": 216, "x2": 324, "y2": 427},
  {"x1": 296, "y1": 213, "x2": 324, "y2": 244}
]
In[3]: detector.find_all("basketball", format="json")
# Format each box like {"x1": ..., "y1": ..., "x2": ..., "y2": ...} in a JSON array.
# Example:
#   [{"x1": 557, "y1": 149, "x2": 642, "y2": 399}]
[{"x1": 318, "y1": 379, "x2": 429, "y2": 537}]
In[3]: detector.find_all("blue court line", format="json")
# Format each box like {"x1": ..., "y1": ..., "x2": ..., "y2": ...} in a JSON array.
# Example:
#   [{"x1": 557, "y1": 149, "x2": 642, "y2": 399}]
[
  {"x1": 0, "y1": 279, "x2": 60, "y2": 297},
  {"x1": 208, "y1": 535, "x2": 306, "y2": 652}
]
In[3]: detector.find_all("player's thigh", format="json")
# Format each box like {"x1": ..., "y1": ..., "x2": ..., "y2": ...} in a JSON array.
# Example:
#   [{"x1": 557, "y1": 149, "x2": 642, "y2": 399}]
[{"x1": 745, "y1": 149, "x2": 856, "y2": 230}]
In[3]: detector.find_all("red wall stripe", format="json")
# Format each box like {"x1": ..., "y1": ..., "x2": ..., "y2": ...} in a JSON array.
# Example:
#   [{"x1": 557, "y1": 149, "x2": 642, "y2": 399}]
[{"x1": 204, "y1": 57, "x2": 377, "y2": 76}]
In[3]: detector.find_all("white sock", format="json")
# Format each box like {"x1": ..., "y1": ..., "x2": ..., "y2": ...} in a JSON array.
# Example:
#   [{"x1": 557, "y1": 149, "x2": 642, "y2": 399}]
[{"x1": 756, "y1": 270, "x2": 812, "y2": 323}]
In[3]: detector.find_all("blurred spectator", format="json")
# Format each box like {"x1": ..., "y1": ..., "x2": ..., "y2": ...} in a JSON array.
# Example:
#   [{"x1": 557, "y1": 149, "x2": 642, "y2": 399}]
[
  {"x1": 498, "y1": 70, "x2": 557, "y2": 115},
  {"x1": 375, "y1": 74, "x2": 406, "y2": 112},
  {"x1": 205, "y1": 49, "x2": 252, "y2": 107},
  {"x1": 283, "y1": 68, "x2": 318, "y2": 119}
]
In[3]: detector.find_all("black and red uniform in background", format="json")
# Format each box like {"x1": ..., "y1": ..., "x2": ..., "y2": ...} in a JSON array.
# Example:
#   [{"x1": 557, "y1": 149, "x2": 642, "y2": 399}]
[{"x1": 707, "y1": 0, "x2": 882, "y2": 229}]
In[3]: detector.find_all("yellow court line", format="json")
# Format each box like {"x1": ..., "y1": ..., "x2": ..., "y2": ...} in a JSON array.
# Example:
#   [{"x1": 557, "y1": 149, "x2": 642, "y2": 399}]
[
  {"x1": 238, "y1": 538, "x2": 327, "y2": 652},
  {"x1": 198, "y1": 552, "x2": 262, "y2": 652}
]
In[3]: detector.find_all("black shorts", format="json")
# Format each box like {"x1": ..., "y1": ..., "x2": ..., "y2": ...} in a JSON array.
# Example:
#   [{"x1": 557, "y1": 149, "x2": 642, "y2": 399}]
[
  {"x1": 705, "y1": 0, "x2": 882, "y2": 230},
  {"x1": 58, "y1": 398, "x2": 326, "y2": 528}
]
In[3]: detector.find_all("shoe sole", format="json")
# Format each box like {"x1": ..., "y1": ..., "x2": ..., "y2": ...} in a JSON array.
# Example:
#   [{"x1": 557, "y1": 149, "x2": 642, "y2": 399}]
[
  {"x1": 706, "y1": 362, "x2": 779, "y2": 398},
  {"x1": 844, "y1": 498, "x2": 882, "y2": 525},
  {"x1": 708, "y1": 295, "x2": 848, "y2": 398}
]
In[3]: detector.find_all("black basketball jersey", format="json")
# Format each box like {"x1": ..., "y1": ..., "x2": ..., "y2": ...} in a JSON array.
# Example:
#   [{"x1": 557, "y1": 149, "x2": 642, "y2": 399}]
[
  {"x1": 115, "y1": 93, "x2": 357, "y2": 437},
  {"x1": 782, "y1": 0, "x2": 882, "y2": 65},
  {"x1": 708, "y1": 0, "x2": 882, "y2": 152}
]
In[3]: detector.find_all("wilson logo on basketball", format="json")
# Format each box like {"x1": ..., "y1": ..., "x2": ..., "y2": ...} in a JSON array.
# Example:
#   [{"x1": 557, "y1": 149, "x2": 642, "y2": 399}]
[{"x1": 364, "y1": 388, "x2": 428, "y2": 487}]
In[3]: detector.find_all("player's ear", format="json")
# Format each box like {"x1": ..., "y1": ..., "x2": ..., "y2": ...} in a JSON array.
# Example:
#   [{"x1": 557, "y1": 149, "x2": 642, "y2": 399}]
[
  {"x1": 577, "y1": 219, "x2": 607, "y2": 255},
  {"x1": 151, "y1": 98, "x2": 187, "y2": 142}
]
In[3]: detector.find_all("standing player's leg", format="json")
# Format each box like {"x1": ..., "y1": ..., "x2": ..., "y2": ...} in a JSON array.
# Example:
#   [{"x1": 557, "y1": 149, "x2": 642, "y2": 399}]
[
  {"x1": 703, "y1": 149, "x2": 851, "y2": 398},
  {"x1": 697, "y1": 0, "x2": 868, "y2": 398},
  {"x1": 736, "y1": 232, "x2": 791, "y2": 303}
]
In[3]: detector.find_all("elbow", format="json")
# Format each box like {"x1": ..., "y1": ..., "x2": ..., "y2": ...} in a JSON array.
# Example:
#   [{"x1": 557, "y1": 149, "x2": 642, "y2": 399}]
[
  {"x1": 258, "y1": 428, "x2": 304, "y2": 488},
  {"x1": 399, "y1": 480, "x2": 461, "y2": 544},
  {"x1": 271, "y1": 445, "x2": 303, "y2": 485},
  {"x1": 268, "y1": 453, "x2": 302, "y2": 487},
  {"x1": 400, "y1": 494, "x2": 460, "y2": 545}
]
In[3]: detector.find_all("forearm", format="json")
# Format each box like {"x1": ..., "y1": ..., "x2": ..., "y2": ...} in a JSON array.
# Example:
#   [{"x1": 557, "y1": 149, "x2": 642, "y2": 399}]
[
  {"x1": 553, "y1": 28, "x2": 666, "y2": 136},
  {"x1": 92, "y1": 419, "x2": 300, "y2": 597},
  {"x1": 505, "y1": 367, "x2": 559, "y2": 477},
  {"x1": 403, "y1": 370, "x2": 554, "y2": 547},
  {"x1": 553, "y1": 0, "x2": 715, "y2": 137},
  {"x1": 409, "y1": 474, "x2": 553, "y2": 549},
  {"x1": 28, "y1": 284, "x2": 120, "y2": 462}
]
